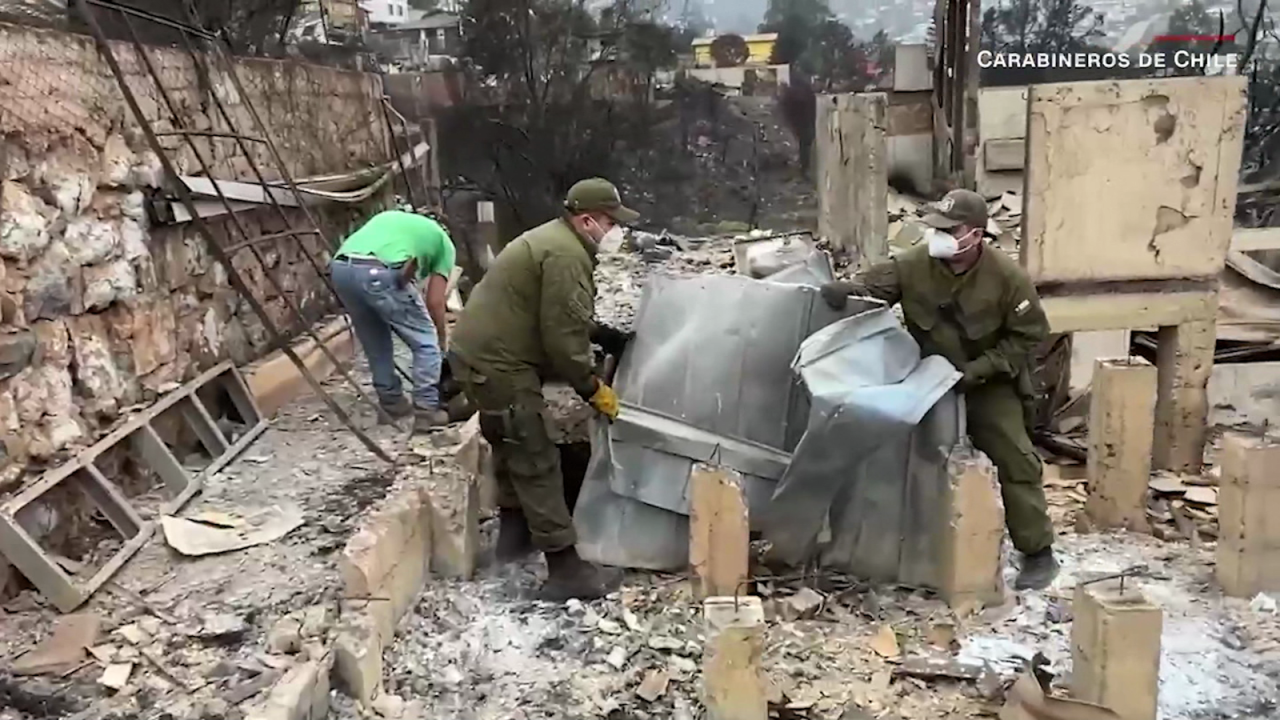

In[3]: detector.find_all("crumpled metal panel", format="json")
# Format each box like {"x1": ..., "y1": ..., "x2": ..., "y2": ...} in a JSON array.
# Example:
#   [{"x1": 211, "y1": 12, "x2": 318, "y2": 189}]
[
  {"x1": 764, "y1": 251, "x2": 834, "y2": 287},
  {"x1": 574, "y1": 275, "x2": 961, "y2": 579},
  {"x1": 576, "y1": 273, "x2": 866, "y2": 570},
  {"x1": 612, "y1": 273, "x2": 854, "y2": 454},
  {"x1": 761, "y1": 308, "x2": 963, "y2": 582}
]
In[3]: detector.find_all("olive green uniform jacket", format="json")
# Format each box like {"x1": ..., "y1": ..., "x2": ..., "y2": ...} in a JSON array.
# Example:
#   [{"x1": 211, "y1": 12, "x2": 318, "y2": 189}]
[
  {"x1": 844, "y1": 243, "x2": 1054, "y2": 554},
  {"x1": 448, "y1": 217, "x2": 599, "y2": 552},
  {"x1": 451, "y1": 217, "x2": 598, "y2": 399}
]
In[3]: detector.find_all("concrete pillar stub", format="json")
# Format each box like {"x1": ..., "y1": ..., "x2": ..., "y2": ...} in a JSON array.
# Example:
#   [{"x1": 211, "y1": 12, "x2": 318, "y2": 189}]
[
  {"x1": 702, "y1": 596, "x2": 766, "y2": 720},
  {"x1": 689, "y1": 464, "x2": 750, "y2": 601},
  {"x1": 1217, "y1": 433, "x2": 1280, "y2": 596},
  {"x1": 1070, "y1": 579, "x2": 1162, "y2": 720},
  {"x1": 1086, "y1": 357, "x2": 1157, "y2": 532},
  {"x1": 1153, "y1": 319, "x2": 1215, "y2": 473},
  {"x1": 939, "y1": 450, "x2": 1004, "y2": 611}
]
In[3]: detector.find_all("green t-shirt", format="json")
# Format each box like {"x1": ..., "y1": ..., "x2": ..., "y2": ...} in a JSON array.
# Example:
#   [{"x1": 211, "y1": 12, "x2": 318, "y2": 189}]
[{"x1": 337, "y1": 210, "x2": 456, "y2": 280}]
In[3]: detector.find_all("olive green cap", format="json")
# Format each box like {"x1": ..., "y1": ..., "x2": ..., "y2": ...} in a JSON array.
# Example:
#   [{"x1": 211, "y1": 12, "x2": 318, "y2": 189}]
[
  {"x1": 564, "y1": 178, "x2": 640, "y2": 223},
  {"x1": 921, "y1": 189, "x2": 988, "y2": 230}
]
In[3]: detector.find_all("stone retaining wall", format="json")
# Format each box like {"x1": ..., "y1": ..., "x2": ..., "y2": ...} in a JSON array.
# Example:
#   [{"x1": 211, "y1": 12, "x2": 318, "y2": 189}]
[{"x1": 0, "y1": 23, "x2": 391, "y2": 477}]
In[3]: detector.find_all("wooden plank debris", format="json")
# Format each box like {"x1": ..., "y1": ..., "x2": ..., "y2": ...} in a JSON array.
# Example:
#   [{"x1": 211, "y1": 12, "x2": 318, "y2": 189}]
[{"x1": 12, "y1": 613, "x2": 102, "y2": 676}]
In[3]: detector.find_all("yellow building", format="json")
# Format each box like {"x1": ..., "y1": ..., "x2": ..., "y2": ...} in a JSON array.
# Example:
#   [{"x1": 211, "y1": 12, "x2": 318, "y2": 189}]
[{"x1": 691, "y1": 33, "x2": 778, "y2": 68}]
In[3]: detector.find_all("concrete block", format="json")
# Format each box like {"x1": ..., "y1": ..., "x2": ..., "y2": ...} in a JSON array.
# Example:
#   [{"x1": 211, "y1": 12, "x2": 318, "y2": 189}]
[
  {"x1": 1086, "y1": 358, "x2": 1157, "y2": 532},
  {"x1": 246, "y1": 654, "x2": 333, "y2": 720},
  {"x1": 1041, "y1": 290, "x2": 1218, "y2": 334},
  {"x1": 454, "y1": 414, "x2": 497, "y2": 513},
  {"x1": 426, "y1": 470, "x2": 480, "y2": 580},
  {"x1": 1217, "y1": 434, "x2": 1280, "y2": 597},
  {"x1": 333, "y1": 610, "x2": 383, "y2": 706},
  {"x1": 702, "y1": 596, "x2": 766, "y2": 720},
  {"x1": 340, "y1": 488, "x2": 431, "y2": 599},
  {"x1": 983, "y1": 138, "x2": 1026, "y2": 171},
  {"x1": 689, "y1": 464, "x2": 750, "y2": 600},
  {"x1": 1070, "y1": 331, "x2": 1131, "y2": 392},
  {"x1": 893, "y1": 44, "x2": 931, "y2": 92},
  {"x1": 939, "y1": 454, "x2": 1004, "y2": 610},
  {"x1": 245, "y1": 317, "x2": 354, "y2": 418},
  {"x1": 1071, "y1": 579, "x2": 1162, "y2": 720},
  {"x1": 338, "y1": 487, "x2": 434, "y2": 644},
  {"x1": 1154, "y1": 319, "x2": 1216, "y2": 473}
]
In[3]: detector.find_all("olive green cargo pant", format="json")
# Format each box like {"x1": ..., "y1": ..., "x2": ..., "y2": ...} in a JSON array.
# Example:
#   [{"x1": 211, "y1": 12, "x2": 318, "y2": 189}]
[
  {"x1": 450, "y1": 358, "x2": 577, "y2": 552},
  {"x1": 965, "y1": 379, "x2": 1054, "y2": 555}
]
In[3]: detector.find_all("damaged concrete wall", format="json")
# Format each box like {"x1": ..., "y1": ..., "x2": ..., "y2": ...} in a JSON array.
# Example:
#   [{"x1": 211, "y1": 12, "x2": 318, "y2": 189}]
[
  {"x1": 1022, "y1": 77, "x2": 1247, "y2": 284},
  {"x1": 0, "y1": 23, "x2": 390, "y2": 473},
  {"x1": 975, "y1": 85, "x2": 1027, "y2": 198}
]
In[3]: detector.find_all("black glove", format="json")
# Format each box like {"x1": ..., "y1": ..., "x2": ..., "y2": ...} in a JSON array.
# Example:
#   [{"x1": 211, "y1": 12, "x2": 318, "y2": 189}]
[
  {"x1": 819, "y1": 281, "x2": 855, "y2": 310},
  {"x1": 957, "y1": 358, "x2": 994, "y2": 392},
  {"x1": 591, "y1": 324, "x2": 635, "y2": 357}
]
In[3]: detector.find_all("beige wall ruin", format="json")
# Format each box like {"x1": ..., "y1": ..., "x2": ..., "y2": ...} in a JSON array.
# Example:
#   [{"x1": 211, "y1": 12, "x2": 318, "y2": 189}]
[
  {"x1": 0, "y1": 23, "x2": 391, "y2": 473},
  {"x1": 1022, "y1": 77, "x2": 1247, "y2": 284}
]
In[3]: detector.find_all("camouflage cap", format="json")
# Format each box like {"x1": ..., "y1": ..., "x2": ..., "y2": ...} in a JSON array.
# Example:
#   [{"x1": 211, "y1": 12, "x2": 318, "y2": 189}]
[
  {"x1": 564, "y1": 178, "x2": 640, "y2": 224},
  {"x1": 920, "y1": 189, "x2": 988, "y2": 230}
]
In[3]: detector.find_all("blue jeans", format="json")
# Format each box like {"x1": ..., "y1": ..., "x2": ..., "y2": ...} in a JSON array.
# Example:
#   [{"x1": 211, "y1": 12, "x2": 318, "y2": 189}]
[{"x1": 330, "y1": 258, "x2": 441, "y2": 410}]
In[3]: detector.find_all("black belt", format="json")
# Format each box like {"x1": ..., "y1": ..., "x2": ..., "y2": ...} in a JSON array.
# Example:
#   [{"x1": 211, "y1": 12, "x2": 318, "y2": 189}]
[{"x1": 335, "y1": 254, "x2": 405, "y2": 269}]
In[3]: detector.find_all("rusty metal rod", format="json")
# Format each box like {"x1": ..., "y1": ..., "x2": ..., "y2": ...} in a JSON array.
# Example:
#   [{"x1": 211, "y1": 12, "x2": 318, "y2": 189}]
[
  {"x1": 146, "y1": 17, "x2": 402, "y2": 411},
  {"x1": 75, "y1": 0, "x2": 394, "y2": 462},
  {"x1": 85, "y1": 0, "x2": 217, "y2": 40},
  {"x1": 174, "y1": 27, "x2": 411, "y2": 384},
  {"x1": 154, "y1": 130, "x2": 268, "y2": 143},
  {"x1": 379, "y1": 94, "x2": 418, "y2": 209},
  {"x1": 171, "y1": 26, "x2": 349, "y2": 332},
  {"x1": 222, "y1": 228, "x2": 320, "y2": 255}
]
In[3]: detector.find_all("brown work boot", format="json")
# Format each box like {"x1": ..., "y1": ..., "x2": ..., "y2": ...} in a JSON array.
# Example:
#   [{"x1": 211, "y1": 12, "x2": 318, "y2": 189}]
[
  {"x1": 379, "y1": 395, "x2": 413, "y2": 423},
  {"x1": 539, "y1": 547, "x2": 623, "y2": 602},
  {"x1": 411, "y1": 407, "x2": 450, "y2": 434},
  {"x1": 494, "y1": 509, "x2": 534, "y2": 563}
]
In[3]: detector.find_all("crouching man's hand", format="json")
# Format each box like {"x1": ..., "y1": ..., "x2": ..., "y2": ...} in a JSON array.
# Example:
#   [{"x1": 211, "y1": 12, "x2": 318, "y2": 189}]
[
  {"x1": 819, "y1": 281, "x2": 855, "y2": 311},
  {"x1": 957, "y1": 357, "x2": 995, "y2": 392}
]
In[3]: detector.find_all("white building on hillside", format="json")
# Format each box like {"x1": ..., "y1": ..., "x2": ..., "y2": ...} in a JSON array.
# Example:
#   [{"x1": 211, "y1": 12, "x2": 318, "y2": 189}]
[{"x1": 362, "y1": 0, "x2": 409, "y2": 26}]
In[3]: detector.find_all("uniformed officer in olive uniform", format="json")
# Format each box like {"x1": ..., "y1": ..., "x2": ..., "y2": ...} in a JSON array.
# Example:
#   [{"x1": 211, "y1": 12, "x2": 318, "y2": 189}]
[
  {"x1": 449, "y1": 178, "x2": 634, "y2": 601},
  {"x1": 820, "y1": 189, "x2": 1059, "y2": 591}
]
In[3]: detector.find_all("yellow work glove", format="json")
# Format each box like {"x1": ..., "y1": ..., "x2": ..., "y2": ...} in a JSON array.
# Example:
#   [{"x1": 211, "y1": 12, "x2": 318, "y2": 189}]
[{"x1": 589, "y1": 380, "x2": 621, "y2": 422}]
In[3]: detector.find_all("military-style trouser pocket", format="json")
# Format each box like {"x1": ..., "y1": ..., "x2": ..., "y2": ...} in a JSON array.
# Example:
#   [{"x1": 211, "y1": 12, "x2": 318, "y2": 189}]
[{"x1": 481, "y1": 403, "x2": 558, "y2": 479}]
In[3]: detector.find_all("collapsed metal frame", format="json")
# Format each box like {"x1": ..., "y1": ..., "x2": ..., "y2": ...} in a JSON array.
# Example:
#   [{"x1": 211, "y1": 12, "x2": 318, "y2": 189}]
[
  {"x1": 0, "y1": 363, "x2": 265, "y2": 612},
  {"x1": 74, "y1": 0, "x2": 406, "y2": 463}
]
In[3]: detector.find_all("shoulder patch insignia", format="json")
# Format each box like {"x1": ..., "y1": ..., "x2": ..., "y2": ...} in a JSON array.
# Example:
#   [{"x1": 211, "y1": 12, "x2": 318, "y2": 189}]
[
  {"x1": 568, "y1": 287, "x2": 593, "y2": 323},
  {"x1": 1015, "y1": 298, "x2": 1031, "y2": 315}
]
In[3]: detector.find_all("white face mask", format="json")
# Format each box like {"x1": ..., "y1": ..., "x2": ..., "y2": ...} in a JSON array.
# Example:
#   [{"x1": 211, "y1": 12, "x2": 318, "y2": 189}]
[
  {"x1": 926, "y1": 228, "x2": 960, "y2": 259},
  {"x1": 598, "y1": 224, "x2": 626, "y2": 254}
]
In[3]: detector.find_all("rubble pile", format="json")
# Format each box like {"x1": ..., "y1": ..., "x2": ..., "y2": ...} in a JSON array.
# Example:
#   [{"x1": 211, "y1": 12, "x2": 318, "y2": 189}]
[
  {"x1": 378, "y1": 528, "x2": 1280, "y2": 720},
  {"x1": 379, "y1": 566, "x2": 999, "y2": 720},
  {"x1": 1145, "y1": 469, "x2": 1221, "y2": 543},
  {"x1": 593, "y1": 232, "x2": 737, "y2": 331}
]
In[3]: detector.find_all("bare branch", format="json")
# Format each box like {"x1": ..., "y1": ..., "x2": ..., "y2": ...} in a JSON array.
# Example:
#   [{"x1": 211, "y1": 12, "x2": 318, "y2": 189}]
[{"x1": 1240, "y1": 0, "x2": 1269, "y2": 70}]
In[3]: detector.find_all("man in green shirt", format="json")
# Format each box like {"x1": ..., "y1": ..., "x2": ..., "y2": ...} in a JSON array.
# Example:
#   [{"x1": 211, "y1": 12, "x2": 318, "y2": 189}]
[{"x1": 330, "y1": 209, "x2": 456, "y2": 432}]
